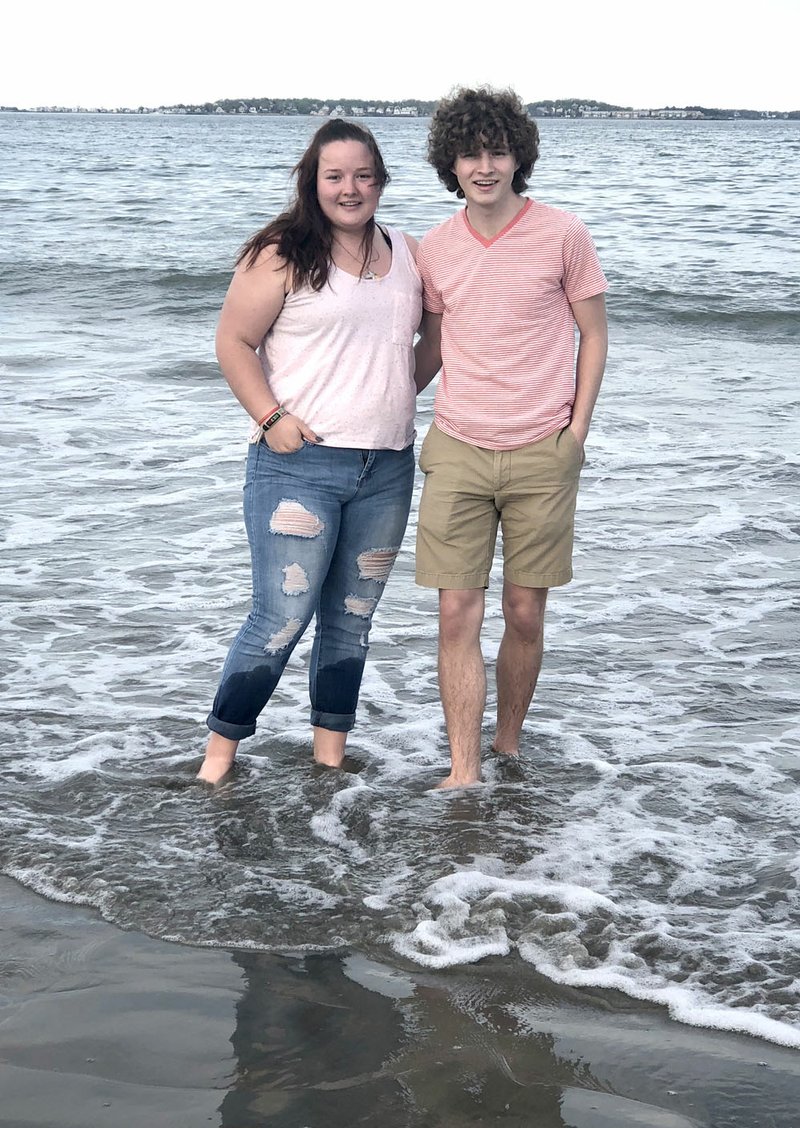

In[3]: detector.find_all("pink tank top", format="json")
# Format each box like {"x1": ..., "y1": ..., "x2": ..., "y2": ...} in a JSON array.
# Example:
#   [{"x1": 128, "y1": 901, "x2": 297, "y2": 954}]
[{"x1": 255, "y1": 226, "x2": 422, "y2": 449}]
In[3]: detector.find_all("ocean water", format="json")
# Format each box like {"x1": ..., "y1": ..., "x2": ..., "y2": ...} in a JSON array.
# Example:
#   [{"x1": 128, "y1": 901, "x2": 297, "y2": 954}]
[{"x1": 1, "y1": 112, "x2": 799, "y2": 1050}]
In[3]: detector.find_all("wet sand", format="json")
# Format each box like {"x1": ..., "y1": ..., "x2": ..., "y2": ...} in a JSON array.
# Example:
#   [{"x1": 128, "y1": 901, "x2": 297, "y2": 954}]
[{"x1": 1, "y1": 876, "x2": 798, "y2": 1127}]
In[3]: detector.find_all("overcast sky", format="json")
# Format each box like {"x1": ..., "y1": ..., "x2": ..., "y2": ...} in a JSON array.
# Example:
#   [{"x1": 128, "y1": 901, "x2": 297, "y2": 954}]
[{"x1": 3, "y1": 0, "x2": 797, "y2": 112}]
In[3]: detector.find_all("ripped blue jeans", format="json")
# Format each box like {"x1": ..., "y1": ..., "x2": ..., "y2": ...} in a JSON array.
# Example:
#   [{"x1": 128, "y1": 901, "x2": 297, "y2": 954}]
[{"x1": 207, "y1": 439, "x2": 415, "y2": 740}]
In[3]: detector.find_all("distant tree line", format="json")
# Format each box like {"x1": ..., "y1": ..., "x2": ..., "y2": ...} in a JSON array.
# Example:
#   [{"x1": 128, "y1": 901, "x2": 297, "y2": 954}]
[
  {"x1": 165, "y1": 96, "x2": 799, "y2": 119},
  {"x1": 174, "y1": 97, "x2": 438, "y2": 116},
  {"x1": 3, "y1": 97, "x2": 798, "y2": 119}
]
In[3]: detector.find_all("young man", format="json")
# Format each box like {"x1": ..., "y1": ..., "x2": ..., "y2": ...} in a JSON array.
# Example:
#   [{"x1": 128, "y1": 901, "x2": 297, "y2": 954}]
[{"x1": 414, "y1": 87, "x2": 608, "y2": 788}]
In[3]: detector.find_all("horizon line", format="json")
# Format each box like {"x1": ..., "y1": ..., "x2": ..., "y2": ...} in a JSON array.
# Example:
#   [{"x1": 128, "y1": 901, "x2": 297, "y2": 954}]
[{"x1": 2, "y1": 95, "x2": 798, "y2": 117}]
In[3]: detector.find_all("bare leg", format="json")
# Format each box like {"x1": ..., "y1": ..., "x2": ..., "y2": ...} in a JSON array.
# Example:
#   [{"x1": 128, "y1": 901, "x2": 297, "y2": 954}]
[
  {"x1": 492, "y1": 582, "x2": 548, "y2": 756},
  {"x1": 436, "y1": 588, "x2": 486, "y2": 787},
  {"x1": 313, "y1": 727, "x2": 347, "y2": 768},
  {"x1": 197, "y1": 732, "x2": 238, "y2": 783}
]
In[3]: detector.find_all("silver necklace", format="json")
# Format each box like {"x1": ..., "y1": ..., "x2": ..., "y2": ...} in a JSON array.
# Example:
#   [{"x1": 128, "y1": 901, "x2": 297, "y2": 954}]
[{"x1": 334, "y1": 237, "x2": 381, "y2": 280}]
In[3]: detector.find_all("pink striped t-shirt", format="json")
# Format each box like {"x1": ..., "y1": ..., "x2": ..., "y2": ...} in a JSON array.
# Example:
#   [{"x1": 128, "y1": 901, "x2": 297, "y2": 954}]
[{"x1": 417, "y1": 197, "x2": 607, "y2": 451}]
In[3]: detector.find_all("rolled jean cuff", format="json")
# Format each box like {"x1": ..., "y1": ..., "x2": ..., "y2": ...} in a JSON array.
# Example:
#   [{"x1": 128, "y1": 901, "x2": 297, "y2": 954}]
[
  {"x1": 206, "y1": 712, "x2": 257, "y2": 741},
  {"x1": 310, "y1": 709, "x2": 356, "y2": 733}
]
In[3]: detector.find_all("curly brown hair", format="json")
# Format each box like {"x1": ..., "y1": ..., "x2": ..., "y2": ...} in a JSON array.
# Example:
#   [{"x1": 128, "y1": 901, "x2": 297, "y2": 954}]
[{"x1": 427, "y1": 87, "x2": 540, "y2": 198}]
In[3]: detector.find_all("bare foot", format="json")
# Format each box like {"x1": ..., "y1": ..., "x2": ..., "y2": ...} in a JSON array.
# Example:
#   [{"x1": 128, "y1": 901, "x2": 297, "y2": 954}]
[
  {"x1": 313, "y1": 750, "x2": 345, "y2": 769},
  {"x1": 434, "y1": 773, "x2": 483, "y2": 789},
  {"x1": 196, "y1": 758, "x2": 235, "y2": 784},
  {"x1": 197, "y1": 733, "x2": 238, "y2": 784},
  {"x1": 493, "y1": 754, "x2": 526, "y2": 782}
]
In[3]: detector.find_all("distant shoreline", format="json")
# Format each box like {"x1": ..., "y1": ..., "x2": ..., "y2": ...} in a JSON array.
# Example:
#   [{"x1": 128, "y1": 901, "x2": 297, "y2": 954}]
[{"x1": 2, "y1": 97, "x2": 797, "y2": 120}]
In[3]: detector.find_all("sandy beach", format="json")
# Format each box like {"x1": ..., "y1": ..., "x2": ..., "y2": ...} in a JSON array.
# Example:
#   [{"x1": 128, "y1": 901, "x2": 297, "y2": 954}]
[{"x1": 2, "y1": 875, "x2": 798, "y2": 1127}]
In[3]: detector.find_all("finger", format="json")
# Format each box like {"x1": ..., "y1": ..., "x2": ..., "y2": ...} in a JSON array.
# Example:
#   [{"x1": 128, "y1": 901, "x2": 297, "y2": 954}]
[
  {"x1": 268, "y1": 438, "x2": 302, "y2": 453},
  {"x1": 298, "y1": 423, "x2": 321, "y2": 444}
]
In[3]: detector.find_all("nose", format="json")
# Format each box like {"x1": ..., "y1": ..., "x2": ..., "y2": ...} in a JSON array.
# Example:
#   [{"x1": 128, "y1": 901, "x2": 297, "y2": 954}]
[{"x1": 476, "y1": 150, "x2": 494, "y2": 172}]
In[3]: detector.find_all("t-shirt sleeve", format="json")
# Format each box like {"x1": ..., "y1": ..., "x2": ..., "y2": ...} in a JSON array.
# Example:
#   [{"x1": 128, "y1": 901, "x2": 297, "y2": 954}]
[
  {"x1": 417, "y1": 237, "x2": 445, "y2": 314},
  {"x1": 562, "y1": 216, "x2": 608, "y2": 303}
]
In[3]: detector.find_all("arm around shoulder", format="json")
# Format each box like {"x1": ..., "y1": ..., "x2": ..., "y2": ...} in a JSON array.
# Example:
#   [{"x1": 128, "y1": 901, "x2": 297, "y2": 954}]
[
  {"x1": 401, "y1": 231, "x2": 419, "y2": 257},
  {"x1": 413, "y1": 309, "x2": 442, "y2": 394}
]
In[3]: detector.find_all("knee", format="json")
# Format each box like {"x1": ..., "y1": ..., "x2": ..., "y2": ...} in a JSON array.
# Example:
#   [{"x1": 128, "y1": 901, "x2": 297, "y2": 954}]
[
  {"x1": 246, "y1": 605, "x2": 308, "y2": 656},
  {"x1": 502, "y1": 589, "x2": 546, "y2": 641},
  {"x1": 250, "y1": 569, "x2": 318, "y2": 653},
  {"x1": 439, "y1": 590, "x2": 484, "y2": 646}
]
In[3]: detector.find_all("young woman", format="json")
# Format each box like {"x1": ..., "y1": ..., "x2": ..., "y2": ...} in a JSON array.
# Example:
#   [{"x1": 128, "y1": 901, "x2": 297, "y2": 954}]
[{"x1": 197, "y1": 120, "x2": 422, "y2": 784}]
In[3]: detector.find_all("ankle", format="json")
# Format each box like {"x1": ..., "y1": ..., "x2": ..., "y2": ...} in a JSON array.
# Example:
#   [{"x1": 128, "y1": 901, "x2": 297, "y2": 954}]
[
  {"x1": 492, "y1": 740, "x2": 520, "y2": 756},
  {"x1": 203, "y1": 733, "x2": 238, "y2": 763},
  {"x1": 312, "y1": 726, "x2": 346, "y2": 767}
]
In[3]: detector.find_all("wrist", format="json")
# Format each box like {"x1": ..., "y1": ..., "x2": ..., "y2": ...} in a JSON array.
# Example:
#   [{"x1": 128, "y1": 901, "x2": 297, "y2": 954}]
[{"x1": 259, "y1": 406, "x2": 287, "y2": 432}]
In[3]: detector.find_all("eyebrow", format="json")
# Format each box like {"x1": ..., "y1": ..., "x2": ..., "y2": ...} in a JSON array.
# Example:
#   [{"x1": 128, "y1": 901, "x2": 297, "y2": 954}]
[
  {"x1": 464, "y1": 137, "x2": 508, "y2": 151},
  {"x1": 320, "y1": 165, "x2": 375, "y2": 172}
]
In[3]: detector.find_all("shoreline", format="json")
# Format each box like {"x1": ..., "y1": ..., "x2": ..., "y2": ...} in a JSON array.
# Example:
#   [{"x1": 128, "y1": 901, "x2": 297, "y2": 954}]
[
  {"x1": 2, "y1": 875, "x2": 799, "y2": 1127},
  {"x1": 3, "y1": 109, "x2": 796, "y2": 120}
]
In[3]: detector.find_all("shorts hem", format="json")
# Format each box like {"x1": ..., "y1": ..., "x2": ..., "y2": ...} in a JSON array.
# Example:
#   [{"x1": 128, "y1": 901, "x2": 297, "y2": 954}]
[
  {"x1": 504, "y1": 567, "x2": 573, "y2": 589},
  {"x1": 415, "y1": 571, "x2": 489, "y2": 590}
]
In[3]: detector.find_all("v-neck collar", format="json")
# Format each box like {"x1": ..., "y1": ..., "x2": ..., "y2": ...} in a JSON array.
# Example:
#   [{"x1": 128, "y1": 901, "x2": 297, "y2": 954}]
[{"x1": 462, "y1": 197, "x2": 532, "y2": 248}]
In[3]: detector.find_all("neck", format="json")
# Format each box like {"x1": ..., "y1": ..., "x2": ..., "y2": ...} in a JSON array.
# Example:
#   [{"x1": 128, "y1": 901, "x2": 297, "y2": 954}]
[
  {"x1": 332, "y1": 222, "x2": 372, "y2": 249},
  {"x1": 465, "y1": 194, "x2": 526, "y2": 239}
]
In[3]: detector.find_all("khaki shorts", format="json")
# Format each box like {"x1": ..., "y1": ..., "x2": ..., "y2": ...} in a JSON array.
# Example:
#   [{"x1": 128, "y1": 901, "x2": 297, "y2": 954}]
[{"x1": 416, "y1": 422, "x2": 583, "y2": 590}]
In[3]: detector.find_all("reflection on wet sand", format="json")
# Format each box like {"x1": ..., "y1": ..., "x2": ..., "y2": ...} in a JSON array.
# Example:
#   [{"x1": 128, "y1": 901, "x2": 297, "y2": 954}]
[
  {"x1": 221, "y1": 951, "x2": 568, "y2": 1126},
  {"x1": 220, "y1": 951, "x2": 699, "y2": 1127},
  {"x1": 2, "y1": 879, "x2": 798, "y2": 1128}
]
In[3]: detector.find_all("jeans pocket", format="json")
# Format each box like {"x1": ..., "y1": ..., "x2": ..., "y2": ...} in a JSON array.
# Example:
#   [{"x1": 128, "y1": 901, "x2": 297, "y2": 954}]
[{"x1": 264, "y1": 438, "x2": 313, "y2": 456}]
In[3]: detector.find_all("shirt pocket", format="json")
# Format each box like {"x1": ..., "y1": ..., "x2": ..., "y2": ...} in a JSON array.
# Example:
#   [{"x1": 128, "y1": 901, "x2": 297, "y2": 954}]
[{"x1": 391, "y1": 289, "x2": 423, "y2": 346}]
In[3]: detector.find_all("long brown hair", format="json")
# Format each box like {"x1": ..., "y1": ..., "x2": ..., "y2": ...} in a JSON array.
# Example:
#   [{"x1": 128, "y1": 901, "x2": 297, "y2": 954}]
[{"x1": 237, "y1": 120, "x2": 390, "y2": 291}]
